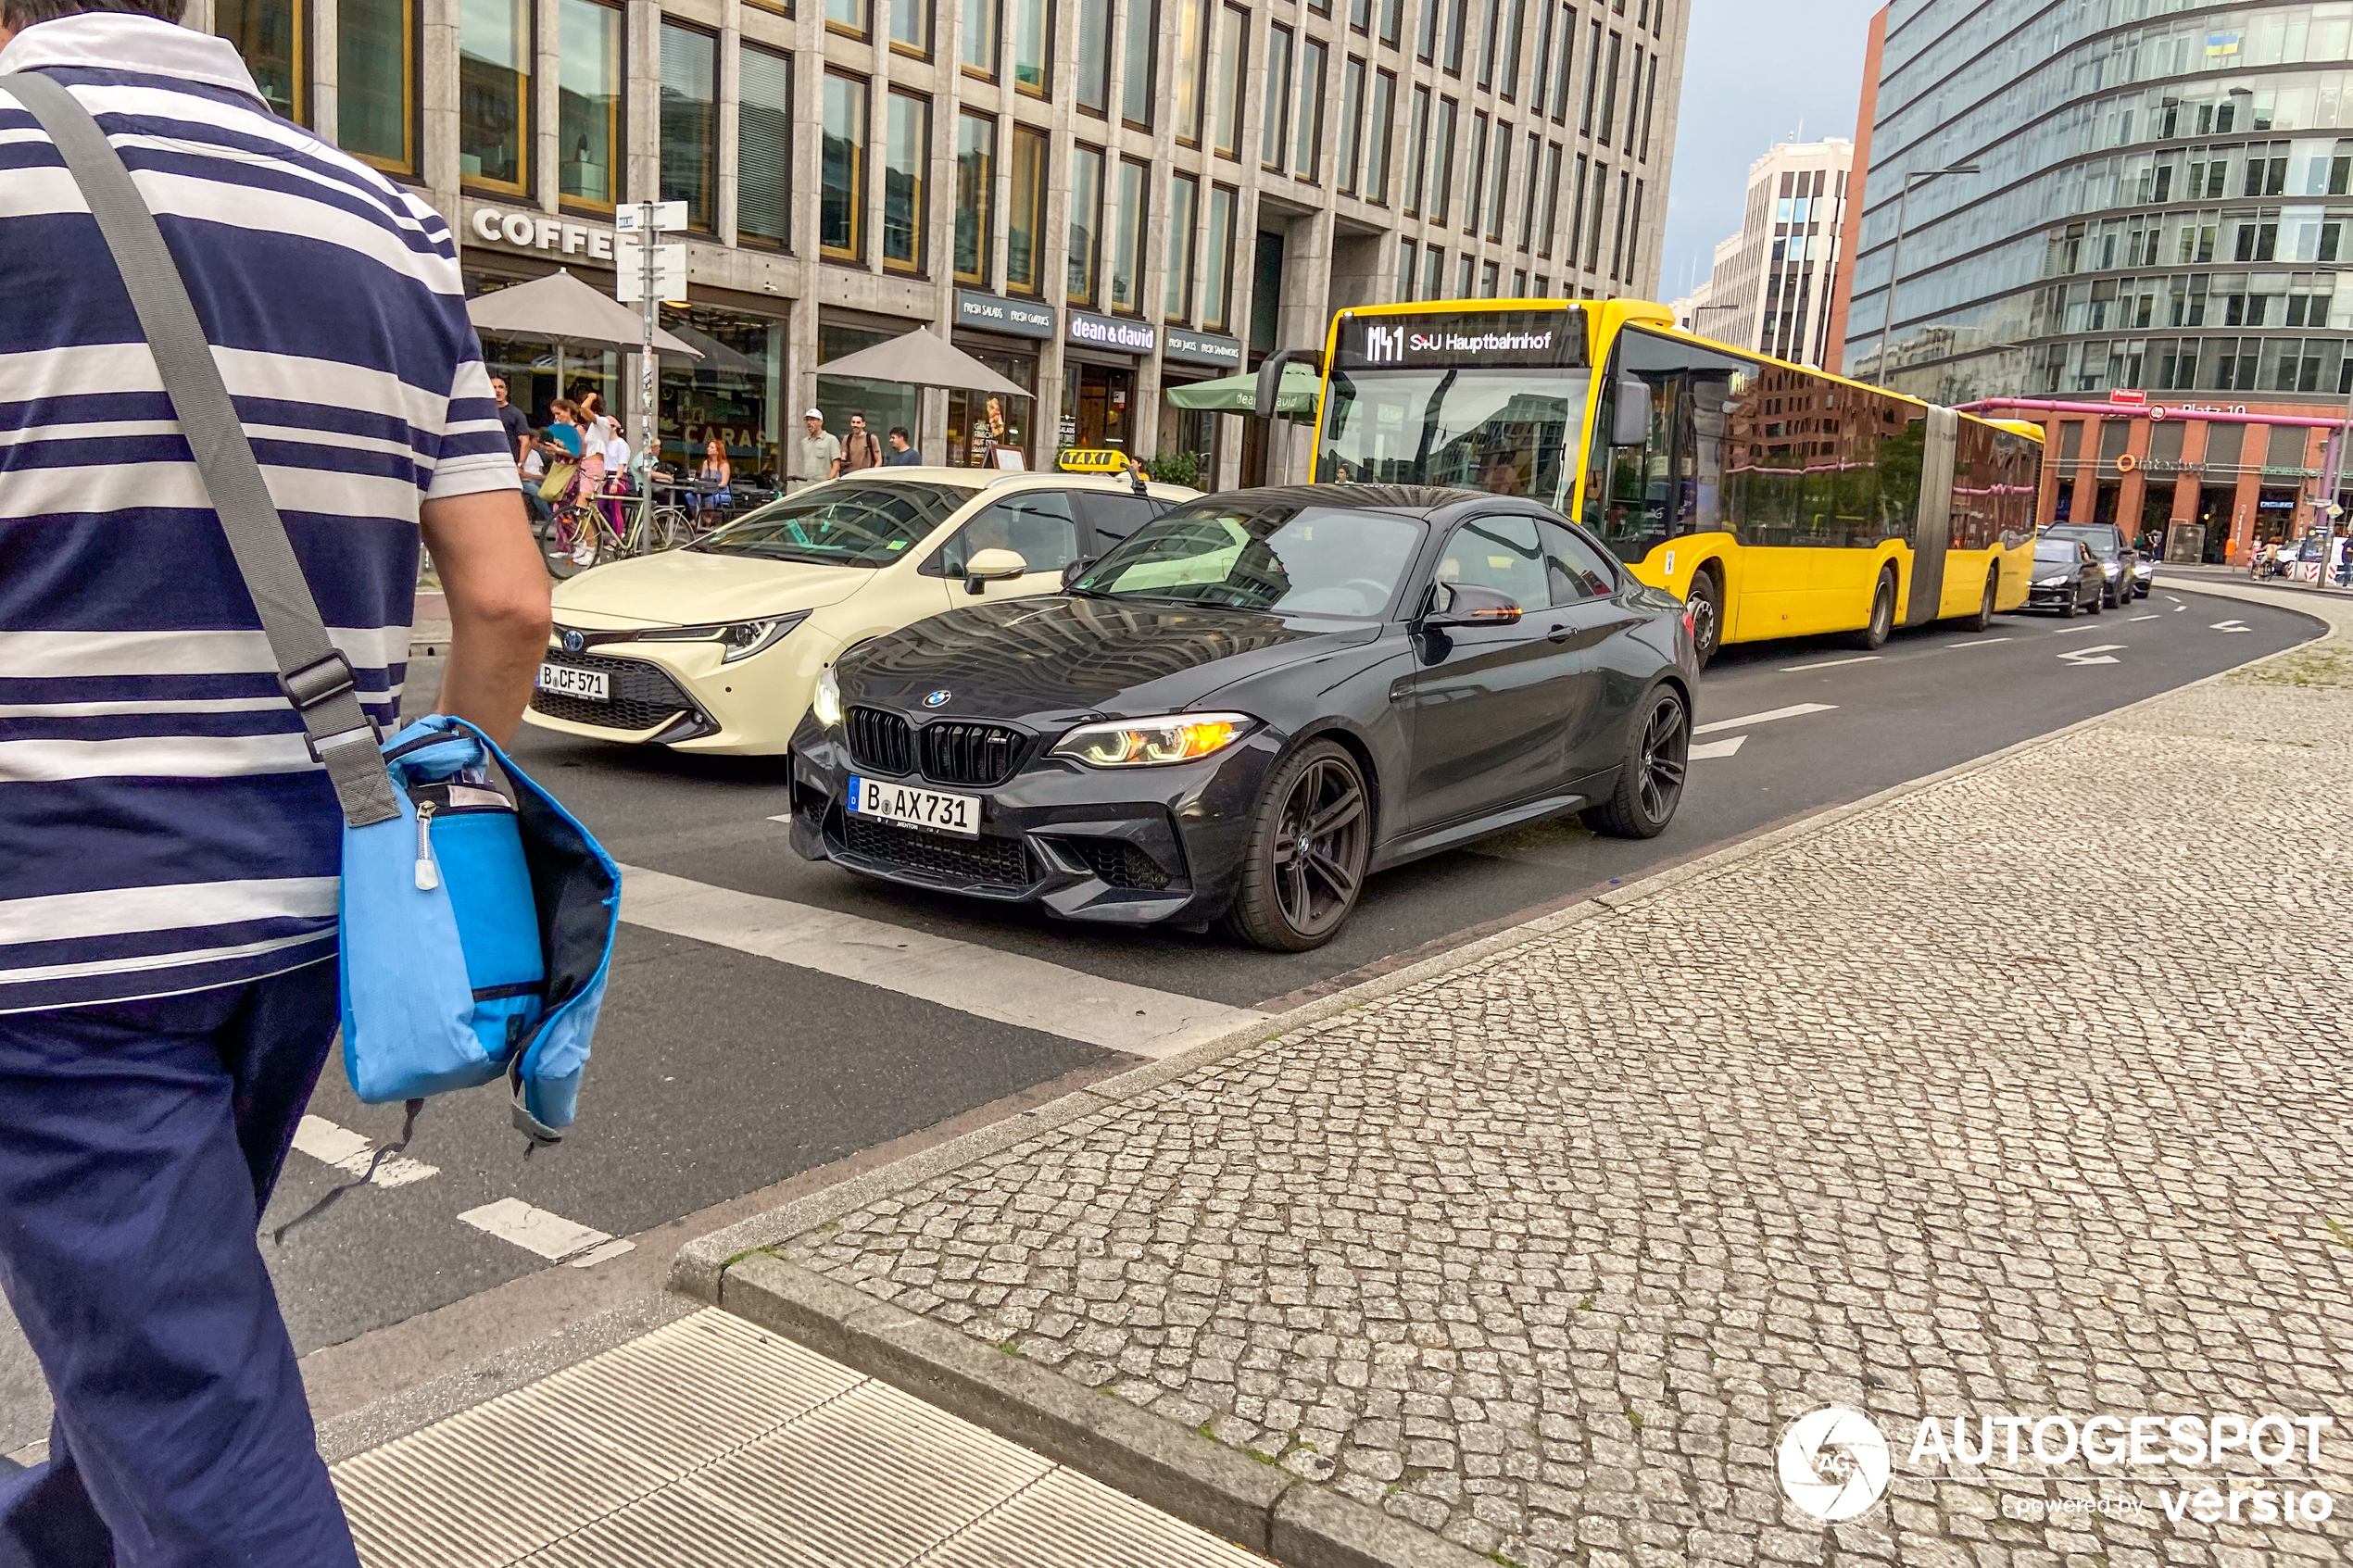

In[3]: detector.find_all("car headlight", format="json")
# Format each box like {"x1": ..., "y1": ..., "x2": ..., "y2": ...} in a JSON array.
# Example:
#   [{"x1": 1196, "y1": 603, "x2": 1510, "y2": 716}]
[
  {"x1": 2133, "y1": 560, "x2": 2154, "y2": 574},
  {"x1": 2034, "y1": 574, "x2": 2069, "y2": 586},
  {"x1": 812, "y1": 664, "x2": 844, "y2": 728},
  {"x1": 635, "y1": 612, "x2": 808, "y2": 663},
  {"x1": 2101, "y1": 562, "x2": 2120, "y2": 577},
  {"x1": 1050, "y1": 712, "x2": 1257, "y2": 768}
]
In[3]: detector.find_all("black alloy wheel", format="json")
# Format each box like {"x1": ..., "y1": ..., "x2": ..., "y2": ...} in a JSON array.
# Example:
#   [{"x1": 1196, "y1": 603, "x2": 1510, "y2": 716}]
[
  {"x1": 1224, "y1": 739, "x2": 1372, "y2": 951},
  {"x1": 2059, "y1": 585, "x2": 2080, "y2": 618},
  {"x1": 1685, "y1": 570, "x2": 1722, "y2": 669},
  {"x1": 2089, "y1": 584, "x2": 2105, "y2": 614},
  {"x1": 1848, "y1": 568, "x2": 1896, "y2": 650},
  {"x1": 1582, "y1": 686, "x2": 1690, "y2": 839}
]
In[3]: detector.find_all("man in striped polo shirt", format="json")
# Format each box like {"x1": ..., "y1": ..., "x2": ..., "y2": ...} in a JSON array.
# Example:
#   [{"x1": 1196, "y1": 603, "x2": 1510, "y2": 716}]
[{"x1": 0, "y1": 2, "x2": 550, "y2": 1561}]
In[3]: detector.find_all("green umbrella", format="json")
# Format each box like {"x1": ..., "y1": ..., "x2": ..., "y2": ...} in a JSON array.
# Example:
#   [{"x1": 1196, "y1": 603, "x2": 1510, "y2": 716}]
[{"x1": 1165, "y1": 362, "x2": 1321, "y2": 418}]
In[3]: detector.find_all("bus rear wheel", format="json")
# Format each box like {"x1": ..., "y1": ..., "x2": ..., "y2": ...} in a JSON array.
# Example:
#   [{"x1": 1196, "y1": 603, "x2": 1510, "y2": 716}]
[
  {"x1": 1960, "y1": 568, "x2": 1998, "y2": 632},
  {"x1": 1847, "y1": 568, "x2": 1896, "y2": 650},
  {"x1": 1685, "y1": 568, "x2": 1722, "y2": 669}
]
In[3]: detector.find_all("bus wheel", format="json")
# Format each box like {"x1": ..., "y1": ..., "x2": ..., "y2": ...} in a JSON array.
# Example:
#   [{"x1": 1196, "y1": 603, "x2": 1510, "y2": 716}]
[
  {"x1": 1848, "y1": 568, "x2": 1896, "y2": 650},
  {"x1": 1960, "y1": 568, "x2": 1997, "y2": 632},
  {"x1": 1685, "y1": 569, "x2": 1722, "y2": 669}
]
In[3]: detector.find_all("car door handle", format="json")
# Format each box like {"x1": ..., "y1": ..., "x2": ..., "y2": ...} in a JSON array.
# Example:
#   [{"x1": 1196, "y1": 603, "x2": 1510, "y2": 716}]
[
  {"x1": 1547, "y1": 622, "x2": 1573, "y2": 644},
  {"x1": 1389, "y1": 676, "x2": 1413, "y2": 702}
]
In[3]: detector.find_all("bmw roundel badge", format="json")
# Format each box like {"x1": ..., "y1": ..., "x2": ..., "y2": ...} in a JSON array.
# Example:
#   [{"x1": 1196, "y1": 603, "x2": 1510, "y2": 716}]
[
  {"x1": 924, "y1": 689, "x2": 951, "y2": 708},
  {"x1": 561, "y1": 629, "x2": 585, "y2": 653}
]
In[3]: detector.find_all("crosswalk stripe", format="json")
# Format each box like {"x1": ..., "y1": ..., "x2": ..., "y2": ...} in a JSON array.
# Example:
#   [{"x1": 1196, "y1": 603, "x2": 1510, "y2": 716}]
[
  {"x1": 616, "y1": 865, "x2": 1263, "y2": 1060},
  {"x1": 459, "y1": 1198, "x2": 635, "y2": 1268},
  {"x1": 1692, "y1": 701, "x2": 1835, "y2": 736},
  {"x1": 292, "y1": 1114, "x2": 438, "y2": 1188}
]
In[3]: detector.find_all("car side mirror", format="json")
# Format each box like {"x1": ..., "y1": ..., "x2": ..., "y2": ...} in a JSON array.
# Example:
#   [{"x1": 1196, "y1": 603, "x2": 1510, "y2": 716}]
[
  {"x1": 1611, "y1": 378, "x2": 1652, "y2": 446},
  {"x1": 1061, "y1": 558, "x2": 1092, "y2": 591},
  {"x1": 1420, "y1": 582, "x2": 1524, "y2": 630},
  {"x1": 963, "y1": 546, "x2": 1027, "y2": 594}
]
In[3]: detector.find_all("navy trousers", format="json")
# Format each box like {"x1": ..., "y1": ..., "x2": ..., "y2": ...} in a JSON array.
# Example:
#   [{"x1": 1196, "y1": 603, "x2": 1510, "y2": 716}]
[{"x1": 0, "y1": 962, "x2": 360, "y2": 1568}]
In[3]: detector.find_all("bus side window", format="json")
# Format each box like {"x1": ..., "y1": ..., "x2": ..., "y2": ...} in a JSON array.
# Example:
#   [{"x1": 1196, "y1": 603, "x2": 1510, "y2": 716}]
[
  {"x1": 1684, "y1": 370, "x2": 1734, "y2": 536},
  {"x1": 1585, "y1": 372, "x2": 1673, "y2": 561}
]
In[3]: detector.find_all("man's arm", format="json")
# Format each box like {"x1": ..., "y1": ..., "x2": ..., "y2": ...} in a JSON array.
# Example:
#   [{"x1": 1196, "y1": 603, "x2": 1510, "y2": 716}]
[{"x1": 420, "y1": 488, "x2": 551, "y2": 744}]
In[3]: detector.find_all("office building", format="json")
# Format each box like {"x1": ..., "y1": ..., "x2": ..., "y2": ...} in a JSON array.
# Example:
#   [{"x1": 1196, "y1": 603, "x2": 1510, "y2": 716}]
[
  {"x1": 1838, "y1": 0, "x2": 2353, "y2": 559},
  {"x1": 195, "y1": 0, "x2": 1687, "y2": 487},
  {"x1": 1680, "y1": 139, "x2": 1850, "y2": 366}
]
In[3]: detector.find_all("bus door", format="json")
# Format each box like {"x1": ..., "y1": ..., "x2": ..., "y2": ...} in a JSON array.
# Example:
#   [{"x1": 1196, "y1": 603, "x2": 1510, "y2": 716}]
[{"x1": 1901, "y1": 407, "x2": 1958, "y2": 627}]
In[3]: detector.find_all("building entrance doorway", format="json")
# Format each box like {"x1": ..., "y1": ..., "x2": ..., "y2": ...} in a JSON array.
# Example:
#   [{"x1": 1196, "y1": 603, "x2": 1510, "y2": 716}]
[
  {"x1": 1066, "y1": 362, "x2": 1133, "y2": 451},
  {"x1": 2195, "y1": 485, "x2": 2235, "y2": 562}
]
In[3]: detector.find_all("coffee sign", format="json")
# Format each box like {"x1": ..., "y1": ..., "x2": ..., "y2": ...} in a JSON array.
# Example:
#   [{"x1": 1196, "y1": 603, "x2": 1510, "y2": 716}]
[{"x1": 465, "y1": 201, "x2": 616, "y2": 263}]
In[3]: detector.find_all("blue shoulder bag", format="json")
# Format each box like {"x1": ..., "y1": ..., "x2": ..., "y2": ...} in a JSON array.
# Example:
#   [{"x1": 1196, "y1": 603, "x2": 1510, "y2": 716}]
[{"x1": 6, "y1": 70, "x2": 621, "y2": 1149}]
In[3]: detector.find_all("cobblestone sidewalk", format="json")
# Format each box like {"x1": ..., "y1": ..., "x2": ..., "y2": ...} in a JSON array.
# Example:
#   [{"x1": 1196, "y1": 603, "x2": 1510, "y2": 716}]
[{"x1": 757, "y1": 586, "x2": 2353, "y2": 1568}]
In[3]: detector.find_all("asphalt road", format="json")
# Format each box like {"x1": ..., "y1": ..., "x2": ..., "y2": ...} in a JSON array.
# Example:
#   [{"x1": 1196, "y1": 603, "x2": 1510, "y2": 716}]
[{"x1": 0, "y1": 583, "x2": 2320, "y2": 1455}]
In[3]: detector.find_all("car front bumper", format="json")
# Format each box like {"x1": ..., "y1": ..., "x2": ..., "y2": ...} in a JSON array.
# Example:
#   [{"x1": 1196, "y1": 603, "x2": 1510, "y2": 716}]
[
  {"x1": 2026, "y1": 583, "x2": 2082, "y2": 608},
  {"x1": 521, "y1": 622, "x2": 836, "y2": 755},
  {"x1": 786, "y1": 718, "x2": 1282, "y2": 927}
]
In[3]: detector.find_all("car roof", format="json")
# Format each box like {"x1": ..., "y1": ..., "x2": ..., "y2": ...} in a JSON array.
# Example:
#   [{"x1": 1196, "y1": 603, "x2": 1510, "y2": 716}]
[{"x1": 1175, "y1": 483, "x2": 1493, "y2": 520}]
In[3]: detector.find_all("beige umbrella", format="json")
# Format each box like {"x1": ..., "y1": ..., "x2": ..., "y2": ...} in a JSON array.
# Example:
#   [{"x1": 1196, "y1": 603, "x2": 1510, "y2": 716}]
[
  {"x1": 815, "y1": 325, "x2": 1027, "y2": 397},
  {"x1": 465, "y1": 268, "x2": 703, "y2": 358}
]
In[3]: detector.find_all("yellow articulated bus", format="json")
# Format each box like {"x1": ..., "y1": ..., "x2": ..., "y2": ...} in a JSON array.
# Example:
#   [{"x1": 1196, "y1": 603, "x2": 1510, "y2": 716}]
[{"x1": 1284, "y1": 297, "x2": 2043, "y2": 665}]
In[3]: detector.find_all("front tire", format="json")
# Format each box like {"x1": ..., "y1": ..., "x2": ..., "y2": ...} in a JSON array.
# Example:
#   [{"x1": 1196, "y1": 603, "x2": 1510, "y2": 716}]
[
  {"x1": 1847, "y1": 568, "x2": 1896, "y2": 649},
  {"x1": 2089, "y1": 587, "x2": 2105, "y2": 615},
  {"x1": 1221, "y1": 739, "x2": 1373, "y2": 952},
  {"x1": 1960, "y1": 568, "x2": 1998, "y2": 632},
  {"x1": 1581, "y1": 686, "x2": 1690, "y2": 840},
  {"x1": 1685, "y1": 568, "x2": 1723, "y2": 670}
]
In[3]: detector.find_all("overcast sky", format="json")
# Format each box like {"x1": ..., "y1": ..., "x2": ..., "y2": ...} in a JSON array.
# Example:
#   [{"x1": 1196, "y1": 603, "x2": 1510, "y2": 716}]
[{"x1": 1659, "y1": 0, "x2": 1886, "y2": 302}]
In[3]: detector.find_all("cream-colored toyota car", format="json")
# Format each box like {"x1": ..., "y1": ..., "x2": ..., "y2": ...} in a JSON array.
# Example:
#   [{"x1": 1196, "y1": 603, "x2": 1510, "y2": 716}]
[{"x1": 525, "y1": 469, "x2": 1199, "y2": 755}]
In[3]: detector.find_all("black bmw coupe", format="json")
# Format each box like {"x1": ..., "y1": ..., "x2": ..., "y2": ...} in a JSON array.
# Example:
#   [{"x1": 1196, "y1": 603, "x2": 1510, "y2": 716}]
[{"x1": 786, "y1": 485, "x2": 1698, "y2": 950}]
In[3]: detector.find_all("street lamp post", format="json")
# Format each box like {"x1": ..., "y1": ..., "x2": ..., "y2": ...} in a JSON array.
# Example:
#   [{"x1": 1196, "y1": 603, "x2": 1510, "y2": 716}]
[{"x1": 1875, "y1": 164, "x2": 1980, "y2": 385}]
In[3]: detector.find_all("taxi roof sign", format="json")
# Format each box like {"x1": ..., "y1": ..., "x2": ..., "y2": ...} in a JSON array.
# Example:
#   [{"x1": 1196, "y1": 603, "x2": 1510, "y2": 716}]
[{"x1": 1059, "y1": 447, "x2": 1129, "y2": 472}]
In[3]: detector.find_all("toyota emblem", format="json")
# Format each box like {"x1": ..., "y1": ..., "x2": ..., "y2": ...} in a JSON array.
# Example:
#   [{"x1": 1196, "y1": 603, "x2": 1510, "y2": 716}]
[
  {"x1": 923, "y1": 689, "x2": 951, "y2": 708},
  {"x1": 561, "y1": 628, "x2": 585, "y2": 653}
]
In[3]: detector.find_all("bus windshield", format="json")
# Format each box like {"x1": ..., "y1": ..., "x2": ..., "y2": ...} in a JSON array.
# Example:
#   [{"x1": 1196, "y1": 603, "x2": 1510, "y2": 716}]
[{"x1": 1315, "y1": 366, "x2": 1591, "y2": 510}]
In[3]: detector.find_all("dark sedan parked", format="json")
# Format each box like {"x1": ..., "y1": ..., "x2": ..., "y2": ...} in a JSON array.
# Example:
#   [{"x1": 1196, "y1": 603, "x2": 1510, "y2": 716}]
[
  {"x1": 2024, "y1": 536, "x2": 2105, "y2": 616},
  {"x1": 786, "y1": 486, "x2": 1699, "y2": 950}
]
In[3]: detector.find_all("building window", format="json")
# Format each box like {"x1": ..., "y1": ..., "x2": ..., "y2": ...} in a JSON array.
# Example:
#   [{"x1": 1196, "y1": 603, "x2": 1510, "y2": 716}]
[
  {"x1": 1366, "y1": 69, "x2": 1395, "y2": 204},
  {"x1": 1585, "y1": 161, "x2": 1607, "y2": 272},
  {"x1": 1480, "y1": 258, "x2": 1499, "y2": 296},
  {"x1": 1597, "y1": 30, "x2": 1619, "y2": 144},
  {"x1": 1476, "y1": 0, "x2": 1499, "y2": 89},
  {"x1": 659, "y1": 22, "x2": 716, "y2": 232},
  {"x1": 893, "y1": 0, "x2": 932, "y2": 54},
  {"x1": 1076, "y1": 0, "x2": 1112, "y2": 114},
  {"x1": 1416, "y1": 0, "x2": 1437, "y2": 60},
  {"x1": 821, "y1": 71, "x2": 866, "y2": 259},
  {"x1": 1486, "y1": 119, "x2": 1510, "y2": 239},
  {"x1": 1466, "y1": 110, "x2": 1487, "y2": 233},
  {"x1": 1442, "y1": 0, "x2": 1466, "y2": 73},
  {"x1": 1501, "y1": 0, "x2": 1527, "y2": 94},
  {"x1": 339, "y1": 0, "x2": 415, "y2": 174},
  {"x1": 1397, "y1": 237, "x2": 1416, "y2": 299},
  {"x1": 557, "y1": 0, "x2": 621, "y2": 210},
  {"x1": 1295, "y1": 37, "x2": 1327, "y2": 180},
  {"x1": 738, "y1": 44, "x2": 793, "y2": 249},
  {"x1": 1007, "y1": 124, "x2": 1049, "y2": 293},
  {"x1": 1165, "y1": 171, "x2": 1199, "y2": 320},
  {"x1": 1068, "y1": 144, "x2": 1105, "y2": 304},
  {"x1": 1403, "y1": 82, "x2": 1429, "y2": 214},
  {"x1": 1511, "y1": 267, "x2": 1526, "y2": 295},
  {"x1": 1350, "y1": 0, "x2": 1367, "y2": 31},
  {"x1": 1337, "y1": 56, "x2": 1365, "y2": 194},
  {"x1": 963, "y1": 0, "x2": 999, "y2": 76},
  {"x1": 216, "y1": 0, "x2": 304, "y2": 122},
  {"x1": 1203, "y1": 183, "x2": 1237, "y2": 330},
  {"x1": 1013, "y1": 0, "x2": 1049, "y2": 94},
  {"x1": 1517, "y1": 130, "x2": 1540, "y2": 247},
  {"x1": 1430, "y1": 94, "x2": 1457, "y2": 224},
  {"x1": 1213, "y1": 4, "x2": 1246, "y2": 158},
  {"x1": 1173, "y1": 0, "x2": 1210, "y2": 144},
  {"x1": 1529, "y1": 0, "x2": 1553, "y2": 112},
  {"x1": 884, "y1": 89, "x2": 929, "y2": 272},
  {"x1": 1579, "y1": 19, "x2": 1600, "y2": 133},
  {"x1": 827, "y1": 0, "x2": 865, "y2": 38},
  {"x1": 1456, "y1": 252, "x2": 1473, "y2": 296},
  {"x1": 459, "y1": 0, "x2": 528, "y2": 194},
  {"x1": 1538, "y1": 140, "x2": 1561, "y2": 258},
  {"x1": 1122, "y1": 0, "x2": 1157, "y2": 128},
  {"x1": 1638, "y1": 52, "x2": 1657, "y2": 157},
  {"x1": 1552, "y1": 4, "x2": 1575, "y2": 121},
  {"x1": 1262, "y1": 25, "x2": 1294, "y2": 170},
  {"x1": 1379, "y1": 0, "x2": 1402, "y2": 49},
  {"x1": 1568, "y1": 152, "x2": 1588, "y2": 265},
  {"x1": 954, "y1": 111, "x2": 994, "y2": 282},
  {"x1": 1422, "y1": 245, "x2": 1443, "y2": 298},
  {"x1": 1110, "y1": 157, "x2": 1150, "y2": 313}
]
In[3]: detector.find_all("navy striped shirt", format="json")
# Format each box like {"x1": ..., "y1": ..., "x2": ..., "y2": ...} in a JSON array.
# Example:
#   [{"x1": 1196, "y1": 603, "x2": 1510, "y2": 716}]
[{"x1": 0, "y1": 15, "x2": 515, "y2": 1013}]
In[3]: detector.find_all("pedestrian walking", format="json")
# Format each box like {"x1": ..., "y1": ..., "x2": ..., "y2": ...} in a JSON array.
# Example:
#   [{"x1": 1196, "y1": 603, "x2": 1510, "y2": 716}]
[
  {"x1": 798, "y1": 408, "x2": 842, "y2": 483},
  {"x1": 884, "y1": 426, "x2": 922, "y2": 465},
  {"x1": 0, "y1": 9, "x2": 551, "y2": 1564},
  {"x1": 841, "y1": 412, "x2": 884, "y2": 473},
  {"x1": 493, "y1": 375, "x2": 531, "y2": 466}
]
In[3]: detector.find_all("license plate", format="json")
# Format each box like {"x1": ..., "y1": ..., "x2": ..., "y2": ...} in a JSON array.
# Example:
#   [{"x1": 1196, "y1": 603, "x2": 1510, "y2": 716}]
[
  {"x1": 848, "y1": 775, "x2": 981, "y2": 837},
  {"x1": 536, "y1": 662, "x2": 609, "y2": 701}
]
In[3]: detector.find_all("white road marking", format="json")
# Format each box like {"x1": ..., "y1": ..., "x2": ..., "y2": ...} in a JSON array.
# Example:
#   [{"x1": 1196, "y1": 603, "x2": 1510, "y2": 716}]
[
  {"x1": 1780, "y1": 655, "x2": 1881, "y2": 671},
  {"x1": 768, "y1": 810, "x2": 792, "y2": 823},
  {"x1": 1688, "y1": 735, "x2": 1747, "y2": 759},
  {"x1": 2210, "y1": 619, "x2": 2251, "y2": 633},
  {"x1": 291, "y1": 1114, "x2": 438, "y2": 1188},
  {"x1": 459, "y1": 1198, "x2": 635, "y2": 1267},
  {"x1": 2057, "y1": 644, "x2": 2126, "y2": 667},
  {"x1": 1692, "y1": 702, "x2": 1835, "y2": 736},
  {"x1": 2129, "y1": 614, "x2": 2160, "y2": 621},
  {"x1": 2172, "y1": 602, "x2": 2187, "y2": 611},
  {"x1": 2050, "y1": 624, "x2": 2105, "y2": 635},
  {"x1": 617, "y1": 866, "x2": 1264, "y2": 1059},
  {"x1": 1936, "y1": 636, "x2": 2013, "y2": 649}
]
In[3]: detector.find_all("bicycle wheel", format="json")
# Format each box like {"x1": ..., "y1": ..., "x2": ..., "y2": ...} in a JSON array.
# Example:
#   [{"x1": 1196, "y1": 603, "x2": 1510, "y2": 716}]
[{"x1": 653, "y1": 507, "x2": 694, "y2": 548}]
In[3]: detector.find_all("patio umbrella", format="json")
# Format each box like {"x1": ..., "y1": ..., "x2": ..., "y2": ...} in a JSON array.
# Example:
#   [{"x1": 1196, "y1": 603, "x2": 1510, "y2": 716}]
[
  {"x1": 661, "y1": 320, "x2": 759, "y2": 376},
  {"x1": 465, "y1": 268, "x2": 702, "y2": 365},
  {"x1": 814, "y1": 325, "x2": 1027, "y2": 398},
  {"x1": 1164, "y1": 362, "x2": 1320, "y2": 418}
]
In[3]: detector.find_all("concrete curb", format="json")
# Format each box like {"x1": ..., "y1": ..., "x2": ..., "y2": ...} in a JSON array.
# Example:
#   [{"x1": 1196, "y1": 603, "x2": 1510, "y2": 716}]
[{"x1": 672, "y1": 582, "x2": 2335, "y2": 1568}]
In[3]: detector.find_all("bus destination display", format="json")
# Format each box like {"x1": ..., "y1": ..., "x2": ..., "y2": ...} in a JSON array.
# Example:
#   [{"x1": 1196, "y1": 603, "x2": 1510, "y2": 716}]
[{"x1": 1332, "y1": 307, "x2": 1586, "y2": 371}]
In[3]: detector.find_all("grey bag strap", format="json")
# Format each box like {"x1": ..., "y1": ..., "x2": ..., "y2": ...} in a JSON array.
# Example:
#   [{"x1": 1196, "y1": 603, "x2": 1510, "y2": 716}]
[{"x1": 2, "y1": 70, "x2": 400, "y2": 827}]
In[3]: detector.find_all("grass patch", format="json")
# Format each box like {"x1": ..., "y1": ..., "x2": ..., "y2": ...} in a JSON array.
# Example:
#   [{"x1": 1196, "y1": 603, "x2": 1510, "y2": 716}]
[
  {"x1": 998, "y1": 1340, "x2": 1024, "y2": 1358},
  {"x1": 1489, "y1": 1553, "x2": 1526, "y2": 1568},
  {"x1": 2327, "y1": 1217, "x2": 2353, "y2": 1255}
]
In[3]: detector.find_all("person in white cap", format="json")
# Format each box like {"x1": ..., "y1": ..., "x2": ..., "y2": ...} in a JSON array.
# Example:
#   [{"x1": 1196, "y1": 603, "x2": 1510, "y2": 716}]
[{"x1": 797, "y1": 408, "x2": 842, "y2": 486}]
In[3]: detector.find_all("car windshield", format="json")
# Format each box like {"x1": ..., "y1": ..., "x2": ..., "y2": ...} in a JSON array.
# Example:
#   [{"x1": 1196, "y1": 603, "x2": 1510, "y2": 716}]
[
  {"x1": 1074, "y1": 500, "x2": 1424, "y2": 619},
  {"x1": 1315, "y1": 367, "x2": 1592, "y2": 510},
  {"x1": 2045, "y1": 526, "x2": 2118, "y2": 559},
  {"x1": 2033, "y1": 543, "x2": 2081, "y2": 565},
  {"x1": 691, "y1": 481, "x2": 970, "y2": 567}
]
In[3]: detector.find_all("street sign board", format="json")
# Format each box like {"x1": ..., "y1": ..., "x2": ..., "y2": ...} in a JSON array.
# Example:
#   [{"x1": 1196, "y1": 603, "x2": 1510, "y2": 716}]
[
  {"x1": 613, "y1": 239, "x2": 686, "y2": 304},
  {"x1": 2108, "y1": 389, "x2": 2147, "y2": 405},
  {"x1": 614, "y1": 200, "x2": 689, "y2": 234}
]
